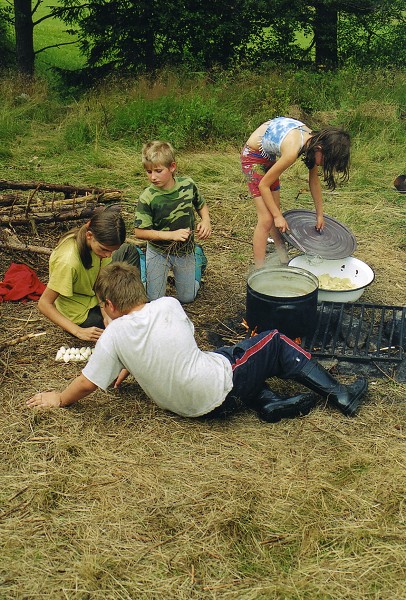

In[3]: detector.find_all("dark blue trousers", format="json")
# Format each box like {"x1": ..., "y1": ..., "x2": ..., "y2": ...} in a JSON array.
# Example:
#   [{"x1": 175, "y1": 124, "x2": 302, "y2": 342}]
[{"x1": 208, "y1": 330, "x2": 312, "y2": 417}]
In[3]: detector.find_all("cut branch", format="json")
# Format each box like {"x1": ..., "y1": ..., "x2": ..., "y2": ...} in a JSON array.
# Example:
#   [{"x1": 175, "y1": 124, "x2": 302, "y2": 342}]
[
  {"x1": 0, "y1": 229, "x2": 51, "y2": 255},
  {"x1": 0, "y1": 192, "x2": 122, "y2": 227},
  {"x1": 0, "y1": 180, "x2": 121, "y2": 198},
  {"x1": 0, "y1": 332, "x2": 46, "y2": 353},
  {"x1": 0, "y1": 204, "x2": 115, "y2": 226},
  {"x1": 0, "y1": 193, "x2": 121, "y2": 214}
]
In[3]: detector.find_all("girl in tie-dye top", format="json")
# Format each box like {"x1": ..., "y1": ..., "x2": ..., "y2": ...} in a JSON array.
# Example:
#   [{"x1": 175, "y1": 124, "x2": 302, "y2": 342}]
[{"x1": 241, "y1": 116, "x2": 350, "y2": 268}]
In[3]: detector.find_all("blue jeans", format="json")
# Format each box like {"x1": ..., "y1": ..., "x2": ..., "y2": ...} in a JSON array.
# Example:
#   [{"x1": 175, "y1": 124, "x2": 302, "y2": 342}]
[
  {"x1": 112, "y1": 243, "x2": 146, "y2": 283},
  {"x1": 146, "y1": 245, "x2": 200, "y2": 303}
]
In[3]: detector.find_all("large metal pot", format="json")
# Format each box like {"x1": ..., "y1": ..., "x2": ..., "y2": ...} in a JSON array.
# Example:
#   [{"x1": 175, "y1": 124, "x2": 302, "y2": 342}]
[{"x1": 246, "y1": 266, "x2": 319, "y2": 338}]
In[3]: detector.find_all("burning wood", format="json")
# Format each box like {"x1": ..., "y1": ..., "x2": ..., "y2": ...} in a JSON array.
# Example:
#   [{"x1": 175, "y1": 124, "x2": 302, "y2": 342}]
[{"x1": 241, "y1": 318, "x2": 257, "y2": 337}]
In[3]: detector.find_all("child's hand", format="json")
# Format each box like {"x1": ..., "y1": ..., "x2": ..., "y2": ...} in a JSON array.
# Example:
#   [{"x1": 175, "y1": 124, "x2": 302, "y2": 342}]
[
  {"x1": 114, "y1": 369, "x2": 130, "y2": 388},
  {"x1": 172, "y1": 228, "x2": 191, "y2": 242},
  {"x1": 75, "y1": 326, "x2": 104, "y2": 342},
  {"x1": 274, "y1": 215, "x2": 289, "y2": 233},
  {"x1": 26, "y1": 391, "x2": 62, "y2": 409},
  {"x1": 196, "y1": 220, "x2": 212, "y2": 240},
  {"x1": 315, "y1": 215, "x2": 325, "y2": 232}
]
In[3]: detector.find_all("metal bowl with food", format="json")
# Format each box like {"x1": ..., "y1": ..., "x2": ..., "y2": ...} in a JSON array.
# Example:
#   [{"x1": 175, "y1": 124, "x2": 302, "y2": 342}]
[{"x1": 288, "y1": 255, "x2": 375, "y2": 303}]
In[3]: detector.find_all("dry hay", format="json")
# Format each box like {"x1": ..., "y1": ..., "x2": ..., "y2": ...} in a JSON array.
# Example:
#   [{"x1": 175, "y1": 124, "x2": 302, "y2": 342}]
[{"x1": 1, "y1": 160, "x2": 405, "y2": 599}]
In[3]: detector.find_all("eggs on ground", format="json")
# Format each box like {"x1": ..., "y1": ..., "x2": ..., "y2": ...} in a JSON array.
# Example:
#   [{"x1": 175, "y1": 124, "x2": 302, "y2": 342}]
[{"x1": 55, "y1": 346, "x2": 94, "y2": 362}]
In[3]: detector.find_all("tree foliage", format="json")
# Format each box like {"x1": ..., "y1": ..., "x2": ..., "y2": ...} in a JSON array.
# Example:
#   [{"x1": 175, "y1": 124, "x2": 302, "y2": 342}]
[
  {"x1": 0, "y1": 5, "x2": 15, "y2": 69},
  {"x1": 5, "y1": 0, "x2": 406, "y2": 78},
  {"x1": 254, "y1": 0, "x2": 406, "y2": 68},
  {"x1": 55, "y1": 0, "x2": 267, "y2": 77}
]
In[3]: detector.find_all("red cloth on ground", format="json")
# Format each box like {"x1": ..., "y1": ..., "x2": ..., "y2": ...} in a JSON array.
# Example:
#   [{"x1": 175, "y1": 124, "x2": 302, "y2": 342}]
[{"x1": 0, "y1": 262, "x2": 46, "y2": 302}]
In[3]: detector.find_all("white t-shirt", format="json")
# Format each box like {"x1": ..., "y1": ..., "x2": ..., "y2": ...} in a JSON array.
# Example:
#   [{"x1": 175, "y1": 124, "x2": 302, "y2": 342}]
[{"x1": 82, "y1": 297, "x2": 233, "y2": 417}]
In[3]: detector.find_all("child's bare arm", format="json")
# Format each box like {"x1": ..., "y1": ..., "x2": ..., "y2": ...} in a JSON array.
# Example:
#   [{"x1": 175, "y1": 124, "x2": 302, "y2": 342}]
[
  {"x1": 258, "y1": 153, "x2": 297, "y2": 232},
  {"x1": 308, "y1": 166, "x2": 325, "y2": 231},
  {"x1": 196, "y1": 204, "x2": 212, "y2": 239},
  {"x1": 38, "y1": 287, "x2": 104, "y2": 342},
  {"x1": 27, "y1": 374, "x2": 98, "y2": 409},
  {"x1": 134, "y1": 227, "x2": 191, "y2": 242}
]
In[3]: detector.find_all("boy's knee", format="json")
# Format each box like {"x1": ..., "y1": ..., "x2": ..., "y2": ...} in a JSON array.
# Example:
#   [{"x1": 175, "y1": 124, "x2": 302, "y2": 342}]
[
  {"x1": 113, "y1": 243, "x2": 140, "y2": 268},
  {"x1": 177, "y1": 292, "x2": 197, "y2": 304},
  {"x1": 177, "y1": 281, "x2": 199, "y2": 304}
]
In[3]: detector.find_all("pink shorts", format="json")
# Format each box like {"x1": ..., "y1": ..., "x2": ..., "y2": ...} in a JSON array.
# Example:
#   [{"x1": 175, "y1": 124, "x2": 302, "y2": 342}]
[{"x1": 241, "y1": 144, "x2": 280, "y2": 198}]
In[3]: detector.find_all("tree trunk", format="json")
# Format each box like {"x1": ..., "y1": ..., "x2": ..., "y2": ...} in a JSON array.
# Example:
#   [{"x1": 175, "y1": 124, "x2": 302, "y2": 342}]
[
  {"x1": 314, "y1": 1, "x2": 338, "y2": 68},
  {"x1": 14, "y1": 0, "x2": 35, "y2": 76}
]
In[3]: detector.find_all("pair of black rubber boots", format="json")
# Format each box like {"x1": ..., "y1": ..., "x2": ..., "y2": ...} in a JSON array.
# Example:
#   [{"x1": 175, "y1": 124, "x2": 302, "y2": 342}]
[{"x1": 250, "y1": 360, "x2": 368, "y2": 422}]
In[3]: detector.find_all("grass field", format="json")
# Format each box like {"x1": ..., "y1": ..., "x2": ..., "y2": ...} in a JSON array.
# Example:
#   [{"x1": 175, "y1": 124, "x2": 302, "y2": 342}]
[{"x1": 0, "y1": 22, "x2": 405, "y2": 600}]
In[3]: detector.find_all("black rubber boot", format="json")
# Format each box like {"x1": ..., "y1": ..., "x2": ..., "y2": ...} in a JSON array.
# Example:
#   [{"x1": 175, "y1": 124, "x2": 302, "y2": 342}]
[
  {"x1": 294, "y1": 360, "x2": 367, "y2": 417},
  {"x1": 250, "y1": 388, "x2": 317, "y2": 423}
]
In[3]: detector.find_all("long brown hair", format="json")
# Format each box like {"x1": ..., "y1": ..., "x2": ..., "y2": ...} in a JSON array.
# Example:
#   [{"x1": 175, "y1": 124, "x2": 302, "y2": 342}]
[
  {"x1": 299, "y1": 127, "x2": 350, "y2": 190},
  {"x1": 57, "y1": 205, "x2": 126, "y2": 269}
]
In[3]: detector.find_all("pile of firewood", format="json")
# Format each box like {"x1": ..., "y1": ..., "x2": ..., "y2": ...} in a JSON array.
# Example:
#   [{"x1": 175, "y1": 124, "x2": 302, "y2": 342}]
[{"x1": 0, "y1": 179, "x2": 123, "y2": 255}]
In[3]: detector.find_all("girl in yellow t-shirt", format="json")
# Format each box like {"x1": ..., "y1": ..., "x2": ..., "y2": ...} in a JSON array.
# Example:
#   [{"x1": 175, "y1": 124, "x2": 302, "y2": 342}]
[{"x1": 38, "y1": 205, "x2": 131, "y2": 342}]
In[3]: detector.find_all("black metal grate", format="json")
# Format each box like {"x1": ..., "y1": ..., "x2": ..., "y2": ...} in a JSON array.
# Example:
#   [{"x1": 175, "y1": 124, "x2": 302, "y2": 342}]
[{"x1": 301, "y1": 302, "x2": 405, "y2": 363}]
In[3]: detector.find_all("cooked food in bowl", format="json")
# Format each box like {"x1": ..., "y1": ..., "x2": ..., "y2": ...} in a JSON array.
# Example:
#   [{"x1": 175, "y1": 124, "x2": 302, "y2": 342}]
[
  {"x1": 318, "y1": 274, "x2": 356, "y2": 291},
  {"x1": 288, "y1": 255, "x2": 375, "y2": 302}
]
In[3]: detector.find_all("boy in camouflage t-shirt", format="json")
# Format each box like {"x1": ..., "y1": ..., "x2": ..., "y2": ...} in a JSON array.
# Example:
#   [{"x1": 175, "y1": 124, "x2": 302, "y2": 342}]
[{"x1": 134, "y1": 141, "x2": 212, "y2": 303}]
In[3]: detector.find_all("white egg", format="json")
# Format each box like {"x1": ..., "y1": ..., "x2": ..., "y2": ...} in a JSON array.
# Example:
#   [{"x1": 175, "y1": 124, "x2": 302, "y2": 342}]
[{"x1": 63, "y1": 354, "x2": 70, "y2": 363}]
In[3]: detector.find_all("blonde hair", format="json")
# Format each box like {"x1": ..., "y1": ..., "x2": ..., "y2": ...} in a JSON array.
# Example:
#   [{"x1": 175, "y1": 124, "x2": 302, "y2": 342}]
[
  {"x1": 95, "y1": 262, "x2": 147, "y2": 312},
  {"x1": 142, "y1": 140, "x2": 175, "y2": 169}
]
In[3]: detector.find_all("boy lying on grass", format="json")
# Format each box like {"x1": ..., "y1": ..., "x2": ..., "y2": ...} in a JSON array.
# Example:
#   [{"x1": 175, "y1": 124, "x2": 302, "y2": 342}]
[{"x1": 27, "y1": 263, "x2": 368, "y2": 421}]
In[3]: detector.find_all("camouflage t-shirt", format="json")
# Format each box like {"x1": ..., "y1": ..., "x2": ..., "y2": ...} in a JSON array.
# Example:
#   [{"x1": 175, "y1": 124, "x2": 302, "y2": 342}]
[{"x1": 134, "y1": 176, "x2": 205, "y2": 255}]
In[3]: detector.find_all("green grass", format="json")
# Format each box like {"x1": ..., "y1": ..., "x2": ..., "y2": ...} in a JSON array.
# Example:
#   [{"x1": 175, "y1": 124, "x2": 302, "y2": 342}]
[
  {"x1": 33, "y1": 1, "x2": 84, "y2": 73},
  {"x1": 0, "y1": 32, "x2": 405, "y2": 600}
]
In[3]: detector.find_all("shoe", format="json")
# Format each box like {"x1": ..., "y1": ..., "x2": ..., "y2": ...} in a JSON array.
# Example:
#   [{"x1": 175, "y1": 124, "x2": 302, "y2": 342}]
[
  {"x1": 250, "y1": 387, "x2": 316, "y2": 423},
  {"x1": 294, "y1": 360, "x2": 367, "y2": 417}
]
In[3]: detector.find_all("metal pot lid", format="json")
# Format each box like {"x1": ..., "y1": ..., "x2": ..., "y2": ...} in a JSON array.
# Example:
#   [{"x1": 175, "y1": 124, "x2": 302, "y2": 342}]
[{"x1": 282, "y1": 209, "x2": 357, "y2": 259}]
